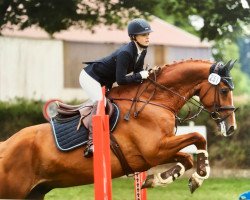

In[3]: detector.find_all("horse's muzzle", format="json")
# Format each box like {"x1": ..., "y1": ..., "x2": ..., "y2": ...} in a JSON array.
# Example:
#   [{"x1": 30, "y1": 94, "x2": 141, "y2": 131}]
[
  {"x1": 214, "y1": 107, "x2": 238, "y2": 137},
  {"x1": 218, "y1": 121, "x2": 236, "y2": 137}
]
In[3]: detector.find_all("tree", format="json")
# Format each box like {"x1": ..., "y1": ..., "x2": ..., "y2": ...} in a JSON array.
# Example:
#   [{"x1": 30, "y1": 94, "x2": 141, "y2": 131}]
[
  {"x1": 153, "y1": 0, "x2": 250, "y2": 41},
  {"x1": 1, "y1": 0, "x2": 250, "y2": 41},
  {"x1": 0, "y1": 0, "x2": 158, "y2": 35}
]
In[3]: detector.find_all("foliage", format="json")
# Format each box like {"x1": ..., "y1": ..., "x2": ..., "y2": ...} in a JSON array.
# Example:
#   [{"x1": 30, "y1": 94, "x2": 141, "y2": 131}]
[
  {"x1": 0, "y1": 0, "x2": 157, "y2": 35},
  {"x1": 153, "y1": 0, "x2": 250, "y2": 41},
  {"x1": 0, "y1": 98, "x2": 46, "y2": 141},
  {"x1": 231, "y1": 67, "x2": 250, "y2": 95}
]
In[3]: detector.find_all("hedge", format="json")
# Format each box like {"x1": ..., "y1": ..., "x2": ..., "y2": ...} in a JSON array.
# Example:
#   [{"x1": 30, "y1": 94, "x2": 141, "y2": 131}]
[{"x1": 0, "y1": 98, "x2": 47, "y2": 141}]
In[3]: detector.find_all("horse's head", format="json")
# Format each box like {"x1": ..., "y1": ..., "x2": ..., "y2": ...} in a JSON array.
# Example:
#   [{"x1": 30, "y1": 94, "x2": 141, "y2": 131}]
[{"x1": 198, "y1": 60, "x2": 237, "y2": 137}]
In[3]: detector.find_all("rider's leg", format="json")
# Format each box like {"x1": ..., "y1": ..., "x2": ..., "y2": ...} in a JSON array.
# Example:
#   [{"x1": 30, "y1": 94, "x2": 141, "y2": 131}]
[
  {"x1": 83, "y1": 102, "x2": 98, "y2": 158},
  {"x1": 79, "y1": 69, "x2": 104, "y2": 157},
  {"x1": 79, "y1": 69, "x2": 103, "y2": 102}
]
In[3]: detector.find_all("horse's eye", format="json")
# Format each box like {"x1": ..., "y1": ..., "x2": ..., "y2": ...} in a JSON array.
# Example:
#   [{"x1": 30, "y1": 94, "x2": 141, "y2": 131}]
[{"x1": 220, "y1": 88, "x2": 229, "y2": 95}]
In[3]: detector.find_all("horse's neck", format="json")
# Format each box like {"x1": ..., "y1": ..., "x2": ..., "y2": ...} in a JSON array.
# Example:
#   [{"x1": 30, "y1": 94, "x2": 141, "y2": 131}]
[
  {"x1": 110, "y1": 61, "x2": 210, "y2": 113},
  {"x1": 152, "y1": 61, "x2": 210, "y2": 111},
  {"x1": 161, "y1": 61, "x2": 209, "y2": 93}
]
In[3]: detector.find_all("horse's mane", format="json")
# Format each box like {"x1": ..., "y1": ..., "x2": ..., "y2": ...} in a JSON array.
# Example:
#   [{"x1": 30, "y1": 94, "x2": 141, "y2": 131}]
[
  {"x1": 155, "y1": 59, "x2": 213, "y2": 76},
  {"x1": 162, "y1": 59, "x2": 212, "y2": 69}
]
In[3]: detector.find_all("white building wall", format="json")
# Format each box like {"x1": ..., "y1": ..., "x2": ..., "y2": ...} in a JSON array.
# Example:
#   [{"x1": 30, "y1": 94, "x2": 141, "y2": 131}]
[
  {"x1": 166, "y1": 46, "x2": 212, "y2": 63},
  {"x1": 0, "y1": 37, "x2": 64, "y2": 101}
]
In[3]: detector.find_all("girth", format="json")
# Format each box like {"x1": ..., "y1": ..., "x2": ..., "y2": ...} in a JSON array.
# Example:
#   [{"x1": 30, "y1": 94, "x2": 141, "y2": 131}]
[{"x1": 110, "y1": 134, "x2": 134, "y2": 176}]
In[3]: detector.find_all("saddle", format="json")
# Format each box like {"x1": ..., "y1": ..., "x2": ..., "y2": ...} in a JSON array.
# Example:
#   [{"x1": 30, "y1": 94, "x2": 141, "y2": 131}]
[
  {"x1": 56, "y1": 99, "x2": 114, "y2": 130},
  {"x1": 54, "y1": 99, "x2": 133, "y2": 176}
]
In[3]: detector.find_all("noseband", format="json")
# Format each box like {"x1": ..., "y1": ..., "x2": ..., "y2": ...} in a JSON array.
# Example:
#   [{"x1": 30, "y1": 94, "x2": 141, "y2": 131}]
[{"x1": 199, "y1": 84, "x2": 238, "y2": 124}]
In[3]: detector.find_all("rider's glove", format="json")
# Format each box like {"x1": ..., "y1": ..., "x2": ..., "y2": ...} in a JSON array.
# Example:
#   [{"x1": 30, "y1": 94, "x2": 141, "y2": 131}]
[{"x1": 139, "y1": 70, "x2": 149, "y2": 79}]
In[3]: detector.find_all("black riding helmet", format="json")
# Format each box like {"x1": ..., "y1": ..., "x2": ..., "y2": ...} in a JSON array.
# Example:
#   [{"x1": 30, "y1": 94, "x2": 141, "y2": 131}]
[{"x1": 127, "y1": 18, "x2": 153, "y2": 36}]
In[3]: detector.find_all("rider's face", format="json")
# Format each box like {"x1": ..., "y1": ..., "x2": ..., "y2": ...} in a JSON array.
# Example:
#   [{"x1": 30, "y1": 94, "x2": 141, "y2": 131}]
[{"x1": 135, "y1": 33, "x2": 150, "y2": 47}]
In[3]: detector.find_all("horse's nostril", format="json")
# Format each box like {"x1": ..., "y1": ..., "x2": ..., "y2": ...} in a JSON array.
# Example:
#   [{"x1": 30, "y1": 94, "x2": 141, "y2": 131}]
[{"x1": 226, "y1": 126, "x2": 235, "y2": 136}]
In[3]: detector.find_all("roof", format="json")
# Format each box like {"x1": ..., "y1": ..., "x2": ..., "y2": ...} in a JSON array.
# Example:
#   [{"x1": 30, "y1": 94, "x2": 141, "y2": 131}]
[{"x1": 1, "y1": 17, "x2": 211, "y2": 48}]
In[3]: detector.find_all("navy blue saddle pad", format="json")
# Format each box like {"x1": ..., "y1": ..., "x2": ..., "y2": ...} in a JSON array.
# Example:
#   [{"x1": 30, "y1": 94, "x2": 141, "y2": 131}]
[{"x1": 50, "y1": 103, "x2": 119, "y2": 151}]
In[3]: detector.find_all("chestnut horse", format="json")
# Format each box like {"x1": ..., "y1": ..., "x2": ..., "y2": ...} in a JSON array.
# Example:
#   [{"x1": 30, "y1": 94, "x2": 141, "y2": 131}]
[{"x1": 0, "y1": 59, "x2": 237, "y2": 199}]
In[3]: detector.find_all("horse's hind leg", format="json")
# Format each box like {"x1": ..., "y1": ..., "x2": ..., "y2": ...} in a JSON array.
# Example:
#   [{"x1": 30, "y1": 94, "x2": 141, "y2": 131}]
[{"x1": 142, "y1": 152, "x2": 193, "y2": 188}]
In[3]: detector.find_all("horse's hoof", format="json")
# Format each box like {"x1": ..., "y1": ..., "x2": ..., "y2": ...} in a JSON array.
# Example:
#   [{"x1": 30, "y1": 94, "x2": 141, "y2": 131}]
[
  {"x1": 188, "y1": 176, "x2": 199, "y2": 194},
  {"x1": 141, "y1": 175, "x2": 154, "y2": 189}
]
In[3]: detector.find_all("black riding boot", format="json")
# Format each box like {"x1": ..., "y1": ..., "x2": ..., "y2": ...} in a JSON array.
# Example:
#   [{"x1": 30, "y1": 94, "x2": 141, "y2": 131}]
[
  {"x1": 84, "y1": 103, "x2": 97, "y2": 158},
  {"x1": 84, "y1": 133, "x2": 94, "y2": 158}
]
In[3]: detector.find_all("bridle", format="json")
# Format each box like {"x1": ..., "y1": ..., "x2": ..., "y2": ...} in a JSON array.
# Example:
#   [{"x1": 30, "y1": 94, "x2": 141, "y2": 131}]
[
  {"x1": 197, "y1": 82, "x2": 238, "y2": 124},
  {"x1": 111, "y1": 64, "x2": 238, "y2": 124}
]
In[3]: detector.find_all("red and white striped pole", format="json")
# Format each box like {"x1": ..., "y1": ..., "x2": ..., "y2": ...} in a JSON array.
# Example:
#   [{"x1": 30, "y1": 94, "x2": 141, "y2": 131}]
[{"x1": 134, "y1": 172, "x2": 147, "y2": 200}]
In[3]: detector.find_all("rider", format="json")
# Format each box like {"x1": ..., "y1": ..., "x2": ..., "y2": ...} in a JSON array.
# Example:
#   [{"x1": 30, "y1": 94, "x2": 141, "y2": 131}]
[{"x1": 79, "y1": 18, "x2": 153, "y2": 158}]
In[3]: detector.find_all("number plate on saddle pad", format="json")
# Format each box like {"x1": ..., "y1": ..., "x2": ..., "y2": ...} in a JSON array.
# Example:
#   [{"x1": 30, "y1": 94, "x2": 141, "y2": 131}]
[{"x1": 50, "y1": 103, "x2": 120, "y2": 151}]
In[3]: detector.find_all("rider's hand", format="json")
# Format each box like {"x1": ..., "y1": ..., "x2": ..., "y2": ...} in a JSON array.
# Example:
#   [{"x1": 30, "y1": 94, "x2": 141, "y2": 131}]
[{"x1": 139, "y1": 70, "x2": 149, "y2": 79}]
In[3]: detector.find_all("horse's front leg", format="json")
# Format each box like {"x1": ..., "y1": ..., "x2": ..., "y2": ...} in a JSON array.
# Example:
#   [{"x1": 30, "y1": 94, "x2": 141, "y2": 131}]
[
  {"x1": 188, "y1": 149, "x2": 210, "y2": 193},
  {"x1": 142, "y1": 152, "x2": 193, "y2": 188},
  {"x1": 143, "y1": 132, "x2": 210, "y2": 193}
]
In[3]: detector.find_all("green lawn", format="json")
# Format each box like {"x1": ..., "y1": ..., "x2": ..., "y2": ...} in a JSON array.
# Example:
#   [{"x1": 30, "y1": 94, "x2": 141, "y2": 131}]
[{"x1": 45, "y1": 177, "x2": 249, "y2": 200}]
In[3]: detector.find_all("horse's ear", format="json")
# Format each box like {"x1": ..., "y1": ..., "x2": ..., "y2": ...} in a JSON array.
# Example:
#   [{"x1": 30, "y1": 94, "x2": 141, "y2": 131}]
[
  {"x1": 221, "y1": 60, "x2": 232, "y2": 70},
  {"x1": 228, "y1": 59, "x2": 237, "y2": 71}
]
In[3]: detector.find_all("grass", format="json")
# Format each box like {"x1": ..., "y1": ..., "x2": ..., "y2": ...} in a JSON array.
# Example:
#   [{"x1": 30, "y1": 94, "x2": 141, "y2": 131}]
[{"x1": 45, "y1": 177, "x2": 249, "y2": 200}]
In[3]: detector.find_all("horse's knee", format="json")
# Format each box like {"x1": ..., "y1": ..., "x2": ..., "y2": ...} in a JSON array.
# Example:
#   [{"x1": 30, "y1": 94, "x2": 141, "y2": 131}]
[{"x1": 192, "y1": 132, "x2": 206, "y2": 149}]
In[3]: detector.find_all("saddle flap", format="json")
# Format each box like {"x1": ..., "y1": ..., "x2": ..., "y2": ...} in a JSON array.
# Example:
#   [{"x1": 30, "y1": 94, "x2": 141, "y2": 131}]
[
  {"x1": 57, "y1": 101, "x2": 93, "y2": 117},
  {"x1": 57, "y1": 101, "x2": 85, "y2": 111},
  {"x1": 106, "y1": 99, "x2": 114, "y2": 117}
]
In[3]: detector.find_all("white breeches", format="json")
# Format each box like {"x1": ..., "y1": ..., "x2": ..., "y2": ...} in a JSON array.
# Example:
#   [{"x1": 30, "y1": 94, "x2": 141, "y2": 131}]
[{"x1": 79, "y1": 69, "x2": 103, "y2": 102}]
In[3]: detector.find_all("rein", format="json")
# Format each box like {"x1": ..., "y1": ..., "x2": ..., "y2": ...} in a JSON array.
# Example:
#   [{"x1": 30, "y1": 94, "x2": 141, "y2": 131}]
[
  {"x1": 111, "y1": 65, "x2": 237, "y2": 124},
  {"x1": 111, "y1": 69, "x2": 176, "y2": 120},
  {"x1": 111, "y1": 68, "x2": 204, "y2": 122}
]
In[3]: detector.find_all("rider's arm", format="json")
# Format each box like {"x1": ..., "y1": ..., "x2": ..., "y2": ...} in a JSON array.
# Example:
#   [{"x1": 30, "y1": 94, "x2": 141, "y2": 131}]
[{"x1": 116, "y1": 51, "x2": 143, "y2": 85}]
